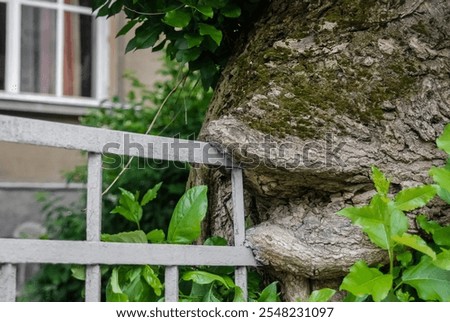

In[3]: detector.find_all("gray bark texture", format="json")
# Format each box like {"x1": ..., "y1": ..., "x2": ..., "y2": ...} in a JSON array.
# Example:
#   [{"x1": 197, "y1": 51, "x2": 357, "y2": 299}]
[{"x1": 189, "y1": 0, "x2": 450, "y2": 300}]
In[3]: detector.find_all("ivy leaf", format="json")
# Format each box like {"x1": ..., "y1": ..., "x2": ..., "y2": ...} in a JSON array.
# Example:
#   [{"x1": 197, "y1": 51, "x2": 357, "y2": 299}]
[
  {"x1": 167, "y1": 185, "x2": 208, "y2": 244},
  {"x1": 163, "y1": 9, "x2": 192, "y2": 28},
  {"x1": 371, "y1": 166, "x2": 390, "y2": 196},
  {"x1": 141, "y1": 182, "x2": 162, "y2": 206},
  {"x1": 182, "y1": 271, "x2": 231, "y2": 289},
  {"x1": 101, "y1": 230, "x2": 148, "y2": 243},
  {"x1": 307, "y1": 288, "x2": 336, "y2": 302},
  {"x1": 340, "y1": 261, "x2": 392, "y2": 302},
  {"x1": 392, "y1": 233, "x2": 436, "y2": 259},
  {"x1": 198, "y1": 23, "x2": 223, "y2": 46},
  {"x1": 430, "y1": 167, "x2": 450, "y2": 192},
  {"x1": 146, "y1": 229, "x2": 165, "y2": 243},
  {"x1": 403, "y1": 256, "x2": 450, "y2": 301},
  {"x1": 258, "y1": 282, "x2": 279, "y2": 302},
  {"x1": 338, "y1": 195, "x2": 408, "y2": 250},
  {"x1": 221, "y1": 3, "x2": 241, "y2": 18},
  {"x1": 394, "y1": 185, "x2": 437, "y2": 211},
  {"x1": 142, "y1": 265, "x2": 163, "y2": 296},
  {"x1": 436, "y1": 124, "x2": 450, "y2": 154}
]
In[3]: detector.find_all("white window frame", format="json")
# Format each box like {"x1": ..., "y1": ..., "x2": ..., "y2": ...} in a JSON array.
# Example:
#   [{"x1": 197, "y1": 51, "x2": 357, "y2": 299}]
[{"x1": 0, "y1": 0, "x2": 110, "y2": 113}]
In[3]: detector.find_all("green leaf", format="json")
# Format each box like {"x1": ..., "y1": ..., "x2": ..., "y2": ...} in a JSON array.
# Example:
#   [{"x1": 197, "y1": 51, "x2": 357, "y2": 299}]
[
  {"x1": 392, "y1": 233, "x2": 436, "y2": 259},
  {"x1": 108, "y1": 267, "x2": 125, "y2": 298},
  {"x1": 430, "y1": 167, "x2": 450, "y2": 192},
  {"x1": 117, "y1": 20, "x2": 139, "y2": 37},
  {"x1": 308, "y1": 288, "x2": 336, "y2": 302},
  {"x1": 71, "y1": 266, "x2": 86, "y2": 281},
  {"x1": 193, "y1": 5, "x2": 213, "y2": 18},
  {"x1": 163, "y1": 9, "x2": 192, "y2": 28},
  {"x1": 403, "y1": 255, "x2": 450, "y2": 301},
  {"x1": 167, "y1": 185, "x2": 208, "y2": 244},
  {"x1": 338, "y1": 195, "x2": 408, "y2": 250},
  {"x1": 433, "y1": 249, "x2": 450, "y2": 270},
  {"x1": 258, "y1": 282, "x2": 279, "y2": 302},
  {"x1": 437, "y1": 186, "x2": 450, "y2": 204},
  {"x1": 101, "y1": 230, "x2": 148, "y2": 243},
  {"x1": 203, "y1": 284, "x2": 221, "y2": 302},
  {"x1": 340, "y1": 261, "x2": 392, "y2": 302},
  {"x1": 221, "y1": 3, "x2": 241, "y2": 18},
  {"x1": 175, "y1": 47, "x2": 202, "y2": 63},
  {"x1": 204, "y1": 236, "x2": 228, "y2": 246},
  {"x1": 142, "y1": 265, "x2": 163, "y2": 296},
  {"x1": 416, "y1": 214, "x2": 442, "y2": 234},
  {"x1": 141, "y1": 182, "x2": 162, "y2": 206},
  {"x1": 182, "y1": 271, "x2": 231, "y2": 289},
  {"x1": 233, "y1": 286, "x2": 246, "y2": 302},
  {"x1": 147, "y1": 229, "x2": 165, "y2": 243},
  {"x1": 416, "y1": 215, "x2": 450, "y2": 247},
  {"x1": 436, "y1": 124, "x2": 450, "y2": 154},
  {"x1": 371, "y1": 166, "x2": 390, "y2": 195},
  {"x1": 395, "y1": 289, "x2": 414, "y2": 302},
  {"x1": 432, "y1": 226, "x2": 450, "y2": 247},
  {"x1": 198, "y1": 23, "x2": 223, "y2": 46},
  {"x1": 184, "y1": 34, "x2": 204, "y2": 48},
  {"x1": 394, "y1": 185, "x2": 436, "y2": 211},
  {"x1": 396, "y1": 251, "x2": 413, "y2": 267},
  {"x1": 111, "y1": 188, "x2": 143, "y2": 226}
]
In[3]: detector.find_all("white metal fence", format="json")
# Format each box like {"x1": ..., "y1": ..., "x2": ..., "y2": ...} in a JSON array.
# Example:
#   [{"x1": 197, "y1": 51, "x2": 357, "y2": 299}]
[{"x1": 0, "y1": 115, "x2": 257, "y2": 302}]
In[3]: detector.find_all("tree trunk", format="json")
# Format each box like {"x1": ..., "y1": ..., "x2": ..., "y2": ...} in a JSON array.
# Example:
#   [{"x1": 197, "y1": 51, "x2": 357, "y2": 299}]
[{"x1": 189, "y1": 0, "x2": 450, "y2": 300}]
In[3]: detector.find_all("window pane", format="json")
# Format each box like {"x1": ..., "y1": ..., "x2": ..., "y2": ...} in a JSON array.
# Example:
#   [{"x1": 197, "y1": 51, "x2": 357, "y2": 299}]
[
  {"x1": 0, "y1": 3, "x2": 6, "y2": 90},
  {"x1": 63, "y1": 12, "x2": 93, "y2": 97},
  {"x1": 65, "y1": 0, "x2": 92, "y2": 6},
  {"x1": 20, "y1": 6, "x2": 57, "y2": 95}
]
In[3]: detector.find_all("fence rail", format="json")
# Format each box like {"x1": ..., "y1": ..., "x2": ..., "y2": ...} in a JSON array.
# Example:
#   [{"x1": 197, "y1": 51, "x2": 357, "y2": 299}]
[{"x1": 0, "y1": 115, "x2": 256, "y2": 302}]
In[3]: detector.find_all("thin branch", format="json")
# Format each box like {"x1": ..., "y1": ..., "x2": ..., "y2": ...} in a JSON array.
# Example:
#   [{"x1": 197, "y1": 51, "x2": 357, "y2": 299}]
[
  {"x1": 123, "y1": 4, "x2": 184, "y2": 16},
  {"x1": 102, "y1": 72, "x2": 189, "y2": 196}
]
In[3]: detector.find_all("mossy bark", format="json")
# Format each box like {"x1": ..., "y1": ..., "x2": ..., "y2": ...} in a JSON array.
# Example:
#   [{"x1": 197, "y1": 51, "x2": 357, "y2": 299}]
[{"x1": 190, "y1": 0, "x2": 450, "y2": 300}]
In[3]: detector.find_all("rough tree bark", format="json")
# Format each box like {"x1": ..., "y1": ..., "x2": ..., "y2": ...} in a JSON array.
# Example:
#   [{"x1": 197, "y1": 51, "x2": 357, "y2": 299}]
[{"x1": 189, "y1": 0, "x2": 450, "y2": 300}]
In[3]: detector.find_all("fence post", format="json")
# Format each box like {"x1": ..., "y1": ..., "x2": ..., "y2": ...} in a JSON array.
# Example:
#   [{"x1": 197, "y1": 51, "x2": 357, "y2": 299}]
[
  {"x1": 232, "y1": 168, "x2": 248, "y2": 300},
  {"x1": 0, "y1": 264, "x2": 17, "y2": 301},
  {"x1": 165, "y1": 266, "x2": 179, "y2": 302},
  {"x1": 85, "y1": 153, "x2": 102, "y2": 302}
]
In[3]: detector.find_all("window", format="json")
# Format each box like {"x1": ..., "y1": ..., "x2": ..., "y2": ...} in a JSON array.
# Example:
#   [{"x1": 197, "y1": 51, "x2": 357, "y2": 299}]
[{"x1": 0, "y1": 0, "x2": 109, "y2": 108}]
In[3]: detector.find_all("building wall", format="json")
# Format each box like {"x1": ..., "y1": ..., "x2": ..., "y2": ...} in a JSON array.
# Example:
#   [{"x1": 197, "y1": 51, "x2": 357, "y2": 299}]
[{"x1": 0, "y1": 15, "x2": 163, "y2": 240}]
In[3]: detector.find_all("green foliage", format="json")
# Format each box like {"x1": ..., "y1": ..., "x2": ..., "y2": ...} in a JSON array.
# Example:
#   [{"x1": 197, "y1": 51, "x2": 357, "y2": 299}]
[
  {"x1": 91, "y1": 0, "x2": 267, "y2": 89},
  {"x1": 329, "y1": 124, "x2": 450, "y2": 302},
  {"x1": 307, "y1": 288, "x2": 336, "y2": 302},
  {"x1": 167, "y1": 185, "x2": 208, "y2": 244},
  {"x1": 21, "y1": 60, "x2": 211, "y2": 301},
  {"x1": 98, "y1": 185, "x2": 278, "y2": 302}
]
